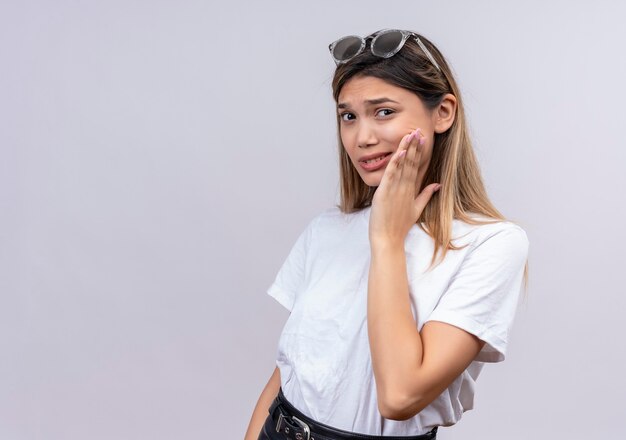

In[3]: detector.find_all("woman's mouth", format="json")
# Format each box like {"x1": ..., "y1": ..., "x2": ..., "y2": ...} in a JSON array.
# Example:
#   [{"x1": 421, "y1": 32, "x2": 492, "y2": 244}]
[{"x1": 359, "y1": 153, "x2": 393, "y2": 171}]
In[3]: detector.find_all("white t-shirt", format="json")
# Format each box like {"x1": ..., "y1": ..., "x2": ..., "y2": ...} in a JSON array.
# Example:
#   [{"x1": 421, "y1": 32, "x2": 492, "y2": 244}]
[{"x1": 267, "y1": 205, "x2": 529, "y2": 436}]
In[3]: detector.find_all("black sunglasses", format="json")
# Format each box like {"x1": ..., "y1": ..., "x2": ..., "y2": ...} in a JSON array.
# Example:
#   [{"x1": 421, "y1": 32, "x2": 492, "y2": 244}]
[{"x1": 328, "y1": 28, "x2": 441, "y2": 71}]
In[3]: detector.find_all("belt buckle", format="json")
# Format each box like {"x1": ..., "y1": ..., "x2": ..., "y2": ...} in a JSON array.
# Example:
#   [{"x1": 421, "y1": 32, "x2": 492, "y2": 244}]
[
  {"x1": 275, "y1": 412, "x2": 286, "y2": 432},
  {"x1": 275, "y1": 412, "x2": 311, "y2": 440},
  {"x1": 291, "y1": 415, "x2": 311, "y2": 440}
]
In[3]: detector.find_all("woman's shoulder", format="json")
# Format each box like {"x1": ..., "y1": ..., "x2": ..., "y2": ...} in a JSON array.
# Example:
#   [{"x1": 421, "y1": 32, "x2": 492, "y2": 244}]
[
  {"x1": 455, "y1": 213, "x2": 527, "y2": 232},
  {"x1": 452, "y1": 213, "x2": 529, "y2": 248},
  {"x1": 452, "y1": 213, "x2": 529, "y2": 250}
]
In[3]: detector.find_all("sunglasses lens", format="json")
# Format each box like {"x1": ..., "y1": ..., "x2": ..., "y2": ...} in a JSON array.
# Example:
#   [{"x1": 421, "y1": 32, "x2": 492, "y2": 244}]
[
  {"x1": 332, "y1": 36, "x2": 363, "y2": 62},
  {"x1": 371, "y1": 31, "x2": 404, "y2": 57}
]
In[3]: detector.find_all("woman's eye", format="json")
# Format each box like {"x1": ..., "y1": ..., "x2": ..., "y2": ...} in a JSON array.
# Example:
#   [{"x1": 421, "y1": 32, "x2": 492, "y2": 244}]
[
  {"x1": 339, "y1": 109, "x2": 393, "y2": 122},
  {"x1": 376, "y1": 109, "x2": 394, "y2": 117}
]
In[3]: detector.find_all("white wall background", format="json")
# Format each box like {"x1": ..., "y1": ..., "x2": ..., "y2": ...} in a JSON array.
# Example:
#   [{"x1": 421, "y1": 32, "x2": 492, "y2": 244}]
[{"x1": 1, "y1": 0, "x2": 625, "y2": 438}]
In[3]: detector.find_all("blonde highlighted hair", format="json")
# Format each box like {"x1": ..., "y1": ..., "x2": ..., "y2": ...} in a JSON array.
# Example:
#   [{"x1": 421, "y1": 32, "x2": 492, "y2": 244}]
[{"x1": 331, "y1": 32, "x2": 529, "y2": 297}]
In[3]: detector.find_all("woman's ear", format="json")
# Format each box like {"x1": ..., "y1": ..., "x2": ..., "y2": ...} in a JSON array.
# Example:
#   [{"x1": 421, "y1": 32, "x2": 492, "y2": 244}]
[{"x1": 434, "y1": 93, "x2": 457, "y2": 134}]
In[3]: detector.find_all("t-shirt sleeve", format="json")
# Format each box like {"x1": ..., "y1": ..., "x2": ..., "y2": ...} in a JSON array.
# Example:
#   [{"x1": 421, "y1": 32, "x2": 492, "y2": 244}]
[
  {"x1": 425, "y1": 224, "x2": 529, "y2": 363},
  {"x1": 266, "y1": 216, "x2": 316, "y2": 312}
]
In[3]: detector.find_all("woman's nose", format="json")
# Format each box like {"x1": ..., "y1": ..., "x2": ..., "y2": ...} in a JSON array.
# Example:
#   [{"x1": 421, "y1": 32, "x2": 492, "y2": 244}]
[{"x1": 356, "y1": 124, "x2": 378, "y2": 148}]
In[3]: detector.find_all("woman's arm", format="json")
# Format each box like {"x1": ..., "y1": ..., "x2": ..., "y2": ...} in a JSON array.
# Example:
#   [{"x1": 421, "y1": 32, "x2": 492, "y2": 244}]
[
  {"x1": 368, "y1": 243, "x2": 484, "y2": 421},
  {"x1": 244, "y1": 366, "x2": 281, "y2": 440},
  {"x1": 364, "y1": 128, "x2": 484, "y2": 419}
]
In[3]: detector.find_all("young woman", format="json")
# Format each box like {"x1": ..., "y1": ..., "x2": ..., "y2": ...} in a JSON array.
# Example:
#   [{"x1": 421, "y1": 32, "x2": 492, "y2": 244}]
[{"x1": 245, "y1": 28, "x2": 530, "y2": 440}]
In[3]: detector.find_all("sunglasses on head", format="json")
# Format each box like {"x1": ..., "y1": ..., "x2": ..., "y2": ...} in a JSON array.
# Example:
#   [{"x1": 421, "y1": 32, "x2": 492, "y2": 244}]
[{"x1": 328, "y1": 28, "x2": 441, "y2": 71}]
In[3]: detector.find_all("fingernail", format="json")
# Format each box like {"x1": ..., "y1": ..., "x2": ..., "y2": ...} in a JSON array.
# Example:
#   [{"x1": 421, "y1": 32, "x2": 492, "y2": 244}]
[
  {"x1": 419, "y1": 136, "x2": 426, "y2": 145},
  {"x1": 435, "y1": 183, "x2": 442, "y2": 191}
]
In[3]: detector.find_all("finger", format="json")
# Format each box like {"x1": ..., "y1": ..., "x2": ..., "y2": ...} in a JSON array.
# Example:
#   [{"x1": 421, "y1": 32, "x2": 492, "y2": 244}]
[
  {"x1": 393, "y1": 133, "x2": 413, "y2": 169},
  {"x1": 399, "y1": 130, "x2": 419, "y2": 182},
  {"x1": 414, "y1": 183, "x2": 441, "y2": 212},
  {"x1": 401, "y1": 129, "x2": 422, "y2": 183},
  {"x1": 411, "y1": 131, "x2": 426, "y2": 181},
  {"x1": 382, "y1": 133, "x2": 412, "y2": 186}
]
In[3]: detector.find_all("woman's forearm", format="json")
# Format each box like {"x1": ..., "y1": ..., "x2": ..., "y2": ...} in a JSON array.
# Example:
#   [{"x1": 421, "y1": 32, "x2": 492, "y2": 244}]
[
  {"x1": 244, "y1": 366, "x2": 281, "y2": 440},
  {"x1": 367, "y1": 241, "x2": 424, "y2": 417}
]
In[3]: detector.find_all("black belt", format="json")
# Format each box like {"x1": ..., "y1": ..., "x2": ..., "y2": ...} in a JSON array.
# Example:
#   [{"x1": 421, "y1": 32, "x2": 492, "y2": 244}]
[{"x1": 266, "y1": 387, "x2": 438, "y2": 440}]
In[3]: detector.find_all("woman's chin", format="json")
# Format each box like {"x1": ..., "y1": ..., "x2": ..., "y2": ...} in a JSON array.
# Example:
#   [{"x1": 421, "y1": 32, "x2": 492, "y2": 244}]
[
  {"x1": 356, "y1": 169, "x2": 383, "y2": 187},
  {"x1": 364, "y1": 178, "x2": 382, "y2": 188}
]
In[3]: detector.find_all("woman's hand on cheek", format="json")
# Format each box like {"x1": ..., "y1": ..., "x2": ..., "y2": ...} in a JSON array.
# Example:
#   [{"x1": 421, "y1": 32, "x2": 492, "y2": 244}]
[{"x1": 369, "y1": 128, "x2": 441, "y2": 249}]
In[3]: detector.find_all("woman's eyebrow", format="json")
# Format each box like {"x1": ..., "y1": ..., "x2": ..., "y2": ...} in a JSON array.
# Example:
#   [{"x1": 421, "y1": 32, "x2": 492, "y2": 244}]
[{"x1": 337, "y1": 97, "x2": 399, "y2": 109}]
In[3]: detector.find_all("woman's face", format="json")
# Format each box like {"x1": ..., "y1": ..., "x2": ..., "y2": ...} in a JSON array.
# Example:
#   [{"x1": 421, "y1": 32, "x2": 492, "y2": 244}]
[{"x1": 337, "y1": 75, "x2": 438, "y2": 190}]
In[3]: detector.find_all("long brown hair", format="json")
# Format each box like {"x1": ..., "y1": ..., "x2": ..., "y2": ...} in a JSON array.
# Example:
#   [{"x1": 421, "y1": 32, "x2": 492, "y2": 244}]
[{"x1": 331, "y1": 32, "x2": 529, "y2": 296}]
